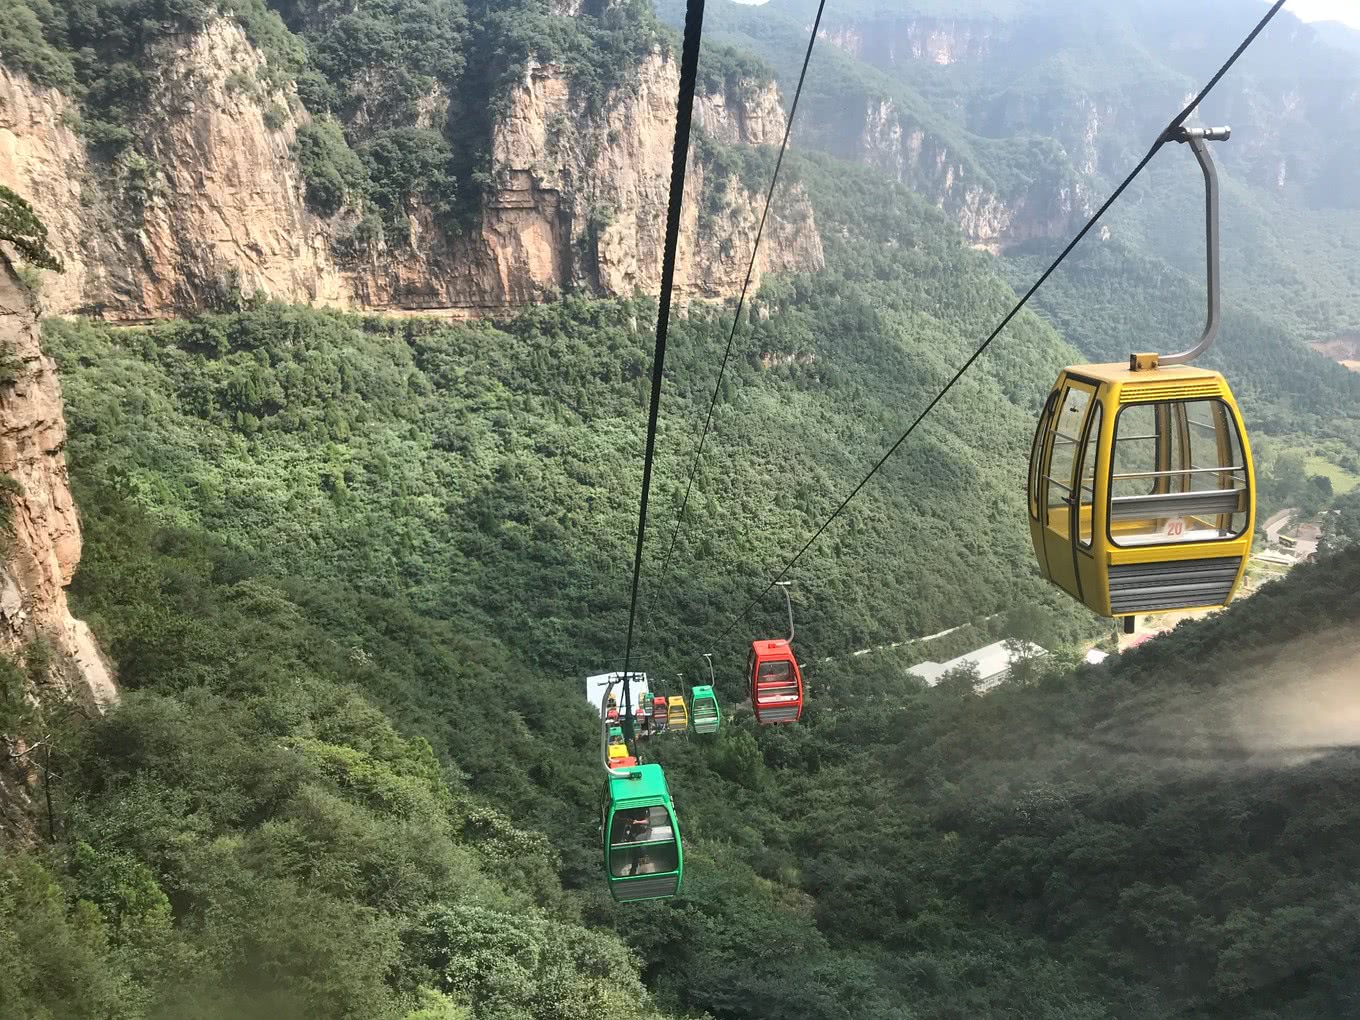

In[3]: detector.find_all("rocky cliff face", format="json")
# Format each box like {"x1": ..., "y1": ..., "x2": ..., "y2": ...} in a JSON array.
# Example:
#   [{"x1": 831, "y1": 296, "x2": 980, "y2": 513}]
[
  {"x1": 0, "y1": 255, "x2": 115, "y2": 840},
  {"x1": 819, "y1": 17, "x2": 995, "y2": 67},
  {"x1": 0, "y1": 259, "x2": 113, "y2": 706},
  {"x1": 496, "y1": 57, "x2": 820, "y2": 300},
  {"x1": 0, "y1": 21, "x2": 822, "y2": 321},
  {"x1": 695, "y1": 80, "x2": 788, "y2": 146},
  {"x1": 813, "y1": 15, "x2": 1092, "y2": 249},
  {"x1": 853, "y1": 96, "x2": 1087, "y2": 250}
]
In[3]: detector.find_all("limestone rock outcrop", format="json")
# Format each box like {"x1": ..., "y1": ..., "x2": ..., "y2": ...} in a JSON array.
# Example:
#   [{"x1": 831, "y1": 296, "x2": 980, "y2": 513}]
[
  {"x1": 0, "y1": 21, "x2": 823, "y2": 321},
  {"x1": 0, "y1": 256, "x2": 114, "y2": 712}
]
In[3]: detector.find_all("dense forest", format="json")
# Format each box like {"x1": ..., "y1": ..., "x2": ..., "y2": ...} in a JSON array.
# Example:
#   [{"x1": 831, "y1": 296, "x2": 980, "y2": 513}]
[
  {"x1": 43, "y1": 149, "x2": 1099, "y2": 672},
  {"x1": 4, "y1": 0, "x2": 1360, "y2": 1017},
  {"x1": 8, "y1": 361, "x2": 1360, "y2": 1016}
]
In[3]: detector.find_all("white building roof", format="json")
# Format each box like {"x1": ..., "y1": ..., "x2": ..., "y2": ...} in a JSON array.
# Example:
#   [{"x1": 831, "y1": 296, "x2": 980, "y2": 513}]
[
  {"x1": 1085, "y1": 648, "x2": 1109, "y2": 665},
  {"x1": 907, "y1": 640, "x2": 1048, "y2": 690}
]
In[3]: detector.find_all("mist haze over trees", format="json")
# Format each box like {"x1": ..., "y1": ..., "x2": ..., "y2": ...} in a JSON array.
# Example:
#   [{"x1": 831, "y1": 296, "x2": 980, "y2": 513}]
[{"x1": 3, "y1": 0, "x2": 1360, "y2": 1017}]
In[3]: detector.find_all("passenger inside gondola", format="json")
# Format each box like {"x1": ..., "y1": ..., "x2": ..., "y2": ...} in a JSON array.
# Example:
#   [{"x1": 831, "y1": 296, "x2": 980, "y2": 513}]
[{"x1": 608, "y1": 805, "x2": 678, "y2": 877}]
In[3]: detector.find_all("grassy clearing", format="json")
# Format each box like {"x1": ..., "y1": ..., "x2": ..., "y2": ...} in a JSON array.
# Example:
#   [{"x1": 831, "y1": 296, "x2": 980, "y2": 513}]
[{"x1": 1304, "y1": 453, "x2": 1360, "y2": 494}]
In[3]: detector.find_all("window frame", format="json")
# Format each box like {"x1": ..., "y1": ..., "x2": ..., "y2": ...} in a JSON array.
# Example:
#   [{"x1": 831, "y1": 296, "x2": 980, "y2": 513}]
[
  {"x1": 1076, "y1": 401, "x2": 1103, "y2": 550},
  {"x1": 608, "y1": 804, "x2": 680, "y2": 877},
  {"x1": 1106, "y1": 397, "x2": 1250, "y2": 550},
  {"x1": 1028, "y1": 389, "x2": 1060, "y2": 520},
  {"x1": 1043, "y1": 384, "x2": 1092, "y2": 527}
]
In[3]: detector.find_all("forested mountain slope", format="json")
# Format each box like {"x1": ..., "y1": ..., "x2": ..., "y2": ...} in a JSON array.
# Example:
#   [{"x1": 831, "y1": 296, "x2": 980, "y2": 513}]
[
  {"x1": 45, "y1": 151, "x2": 1095, "y2": 674},
  {"x1": 11, "y1": 334, "x2": 1360, "y2": 1015},
  {"x1": 698, "y1": 0, "x2": 1360, "y2": 339}
]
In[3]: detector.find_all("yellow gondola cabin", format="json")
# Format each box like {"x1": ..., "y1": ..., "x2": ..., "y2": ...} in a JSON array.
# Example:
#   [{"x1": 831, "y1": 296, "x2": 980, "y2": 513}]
[
  {"x1": 1029, "y1": 361, "x2": 1254, "y2": 619},
  {"x1": 666, "y1": 695, "x2": 688, "y2": 732},
  {"x1": 1028, "y1": 126, "x2": 1256, "y2": 624}
]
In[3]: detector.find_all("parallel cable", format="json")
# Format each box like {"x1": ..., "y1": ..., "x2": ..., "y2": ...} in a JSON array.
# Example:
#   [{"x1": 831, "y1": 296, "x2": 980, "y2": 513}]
[
  {"x1": 716, "y1": 0, "x2": 1287, "y2": 641},
  {"x1": 652, "y1": 0, "x2": 830, "y2": 593},
  {"x1": 620, "y1": 0, "x2": 707, "y2": 687}
]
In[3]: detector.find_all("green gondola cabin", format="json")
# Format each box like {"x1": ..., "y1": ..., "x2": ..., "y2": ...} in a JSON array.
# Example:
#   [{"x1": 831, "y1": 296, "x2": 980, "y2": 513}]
[
  {"x1": 602, "y1": 763, "x2": 683, "y2": 902},
  {"x1": 690, "y1": 685, "x2": 720, "y2": 734}
]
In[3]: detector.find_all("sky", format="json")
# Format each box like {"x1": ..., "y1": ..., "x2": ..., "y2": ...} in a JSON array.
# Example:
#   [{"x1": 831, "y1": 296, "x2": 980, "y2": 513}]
[
  {"x1": 732, "y1": 0, "x2": 1360, "y2": 26},
  {"x1": 1277, "y1": 0, "x2": 1360, "y2": 29}
]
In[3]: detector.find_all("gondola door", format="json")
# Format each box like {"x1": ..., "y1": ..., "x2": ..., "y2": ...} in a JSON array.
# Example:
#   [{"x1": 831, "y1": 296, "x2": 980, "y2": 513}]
[{"x1": 1035, "y1": 376, "x2": 1100, "y2": 604}]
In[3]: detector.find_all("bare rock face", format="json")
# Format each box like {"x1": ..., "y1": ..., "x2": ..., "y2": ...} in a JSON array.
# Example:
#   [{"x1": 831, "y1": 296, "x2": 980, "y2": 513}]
[
  {"x1": 695, "y1": 80, "x2": 789, "y2": 146},
  {"x1": 0, "y1": 24, "x2": 351, "y2": 321},
  {"x1": 857, "y1": 97, "x2": 1089, "y2": 251},
  {"x1": 0, "y1": 22, "x2": 823, "y2": 321},
  {"x1": 0, "y1": 68, "x2": 102, "y2": 318},
  {"x1": 0, "y1": 256, "x2": 115, "y2": 842},
  {"x1": 819, "y1": 17, "x2": 994, "y2": 67},
  {"x1": 497, "y1": 56, "x2": 821, "y2": 302},
  {"x1": 131, "y1": 24, "x2": 351, "y2": 315},
  {"x1": 0, "y1": 256, "x2": 114, "y2": 711}
]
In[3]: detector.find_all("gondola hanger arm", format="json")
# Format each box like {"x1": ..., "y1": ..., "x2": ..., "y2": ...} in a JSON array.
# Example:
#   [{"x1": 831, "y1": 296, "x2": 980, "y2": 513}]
[{"x1": 1132, "y1": 125, "x2": 1230, "y2": 370}]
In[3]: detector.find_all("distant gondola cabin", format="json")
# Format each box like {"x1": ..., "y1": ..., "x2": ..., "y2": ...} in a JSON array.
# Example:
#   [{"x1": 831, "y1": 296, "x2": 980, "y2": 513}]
[
  {"x1": 690, "y1": 685, "x2": 720, "y2": 734},
  {"x1": 602, "y1": 763, "x2": 683, "y2": 901},
  {"x1": 748, "y1": 639, "x2": 803, "y2": 725},
  {"x1": 667, "y1": 696, "x2": 688, "y2": 731}
]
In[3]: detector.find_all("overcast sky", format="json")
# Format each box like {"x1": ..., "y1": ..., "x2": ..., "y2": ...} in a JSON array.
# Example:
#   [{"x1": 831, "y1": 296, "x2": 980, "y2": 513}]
[
  {"x1": 1277, "y1": 0, "x2": 1360, "y2": 28},
  {"x1": 731, "y1": 0, "x2": 1360, "y2": 26}
]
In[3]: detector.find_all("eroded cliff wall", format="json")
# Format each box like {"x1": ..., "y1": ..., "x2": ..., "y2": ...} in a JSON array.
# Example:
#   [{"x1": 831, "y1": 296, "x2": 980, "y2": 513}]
[
  {"x1": 815, "y1": 15, "x2": 1091, "y2": 249},
  {"x1": 0, "y1": 255, "x2": 115, "y2": 841},
  {"x1": 0, "y1": 21, "x2": 822, "y2": 321}
]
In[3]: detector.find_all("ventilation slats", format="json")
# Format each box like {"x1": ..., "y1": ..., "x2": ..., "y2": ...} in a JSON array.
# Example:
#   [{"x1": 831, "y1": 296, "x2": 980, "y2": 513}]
[
  {"x1": 616, "y1": 875, "x2": 679, "y2": 900},
  {"x1": 1119, "y1": 381, "x2": 1221, "y2": 404},
  {"x1": 1109, "y1": 556, "x2": 1241, "y2": 613}
]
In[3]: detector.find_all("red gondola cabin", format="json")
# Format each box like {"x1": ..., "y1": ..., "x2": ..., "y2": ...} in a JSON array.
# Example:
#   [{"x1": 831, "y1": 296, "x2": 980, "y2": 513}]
[{"x1": 748, "y1": 639, "x2": 803, "y2": 725}]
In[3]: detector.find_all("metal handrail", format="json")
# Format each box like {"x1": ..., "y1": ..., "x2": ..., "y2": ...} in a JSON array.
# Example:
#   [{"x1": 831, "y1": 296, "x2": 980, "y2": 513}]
[
  {"x1": 1113, "y1": 465, "x2": 1245, "y2": 480},
  {"x1": 1111, "y1": 487, "x2": 1242, "y2": 505}
]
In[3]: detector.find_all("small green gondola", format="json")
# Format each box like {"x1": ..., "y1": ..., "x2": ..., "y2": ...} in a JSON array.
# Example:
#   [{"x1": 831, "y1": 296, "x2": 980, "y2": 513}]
[
  {"x1": 690, "y1": 685, "x2": 720, "y2": 734},
  {"x1": 608, "y1": 725, "x2": 624, "y2": 742},
  {"x1": 602, "y1": 763, "x2": 683, "y2": 902}
]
